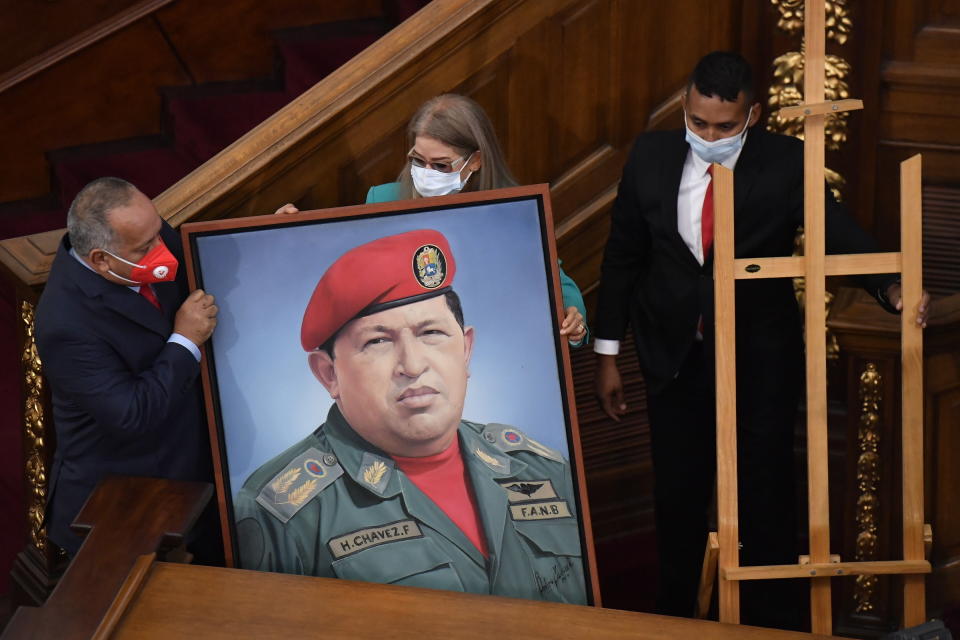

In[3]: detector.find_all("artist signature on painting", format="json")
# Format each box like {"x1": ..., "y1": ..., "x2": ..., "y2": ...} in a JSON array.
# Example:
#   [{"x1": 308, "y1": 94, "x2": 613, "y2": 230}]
[{"x1": 535, "y1": 557, "x2": 574, "y2": 594}]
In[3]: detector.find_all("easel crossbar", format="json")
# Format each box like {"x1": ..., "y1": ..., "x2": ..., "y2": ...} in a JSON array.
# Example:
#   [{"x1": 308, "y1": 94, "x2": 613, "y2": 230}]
[
  {"x1": 777, "y1": 98, "x2": 864, "y2": 119},
  {"x1": 722, "y1": 560, "x2": 931, "y2": 582},
  {"x1": 733, "y1": 252, "x2": 902, "y2": 280}
]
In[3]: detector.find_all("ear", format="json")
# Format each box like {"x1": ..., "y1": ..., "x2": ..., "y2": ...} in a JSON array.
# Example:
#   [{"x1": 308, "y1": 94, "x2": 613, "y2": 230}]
[
  {"x1": 747, "y1": 102, "x2": 761, "y2": 127},
  {"x1": 462, "y1": 326, "x2": 475, "y2": 376},
  {"x1": 467, "y1": 150, "x2": 482, "y2": 173},
  {"x1": 87, "y1": 248, "x2": 112, "y2": 276},
  {"x1": 308, "y1": 351, "x2": 340, "y2": 399}
]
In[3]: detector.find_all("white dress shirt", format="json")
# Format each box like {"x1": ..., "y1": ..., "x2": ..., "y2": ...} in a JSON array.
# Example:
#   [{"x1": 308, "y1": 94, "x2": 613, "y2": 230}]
[{"x1": 594, "y1": 139, "x2": 746, "y2": 356}]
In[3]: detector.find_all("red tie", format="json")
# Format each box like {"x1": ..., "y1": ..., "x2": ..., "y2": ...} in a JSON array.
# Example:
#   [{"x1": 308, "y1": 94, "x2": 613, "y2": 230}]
[
  {"x1": 139, "y1": 284, "x2": 162, "y2": 311},
  {"x1": 701, "y1": 165, "x2": 714, "y2": 259},
  {"x1": 697, "y1": 166, "x2": 715, "y2": 338}
]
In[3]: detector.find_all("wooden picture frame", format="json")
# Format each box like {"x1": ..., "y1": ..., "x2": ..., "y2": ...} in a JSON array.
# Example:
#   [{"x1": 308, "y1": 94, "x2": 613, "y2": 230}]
[{"x1": 181, "y1": 184, "x2": 600, "y2": 606}]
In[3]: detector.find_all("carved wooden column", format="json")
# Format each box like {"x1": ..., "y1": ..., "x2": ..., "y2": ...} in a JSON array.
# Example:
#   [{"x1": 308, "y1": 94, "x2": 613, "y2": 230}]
[
  {"x1": 0, "y1": 230, "x2": 68, "y2": 605},
  {"x1": 829, "y1": 287, "x2": 960, "y2": 634}
]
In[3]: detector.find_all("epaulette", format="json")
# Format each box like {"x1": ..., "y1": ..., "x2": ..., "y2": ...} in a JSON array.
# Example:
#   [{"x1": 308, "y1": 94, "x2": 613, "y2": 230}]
[
  {"x1": 255, "y1": 446, "x2": 343, "y2": 523},
  {"x1": 480, "y1": 423, "x2": 565, "y2": 463}
]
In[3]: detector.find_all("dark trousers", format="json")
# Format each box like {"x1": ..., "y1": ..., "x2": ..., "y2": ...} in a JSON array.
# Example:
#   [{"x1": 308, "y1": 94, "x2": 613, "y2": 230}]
[{"x1": 646, "y1": 340, "x2": 803, "y2": 629}]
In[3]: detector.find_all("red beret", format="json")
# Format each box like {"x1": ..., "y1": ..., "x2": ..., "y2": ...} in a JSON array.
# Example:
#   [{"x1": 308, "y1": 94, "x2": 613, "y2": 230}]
[{"x1": 301, "y1": 229, "x2": 456, "y2": 350}]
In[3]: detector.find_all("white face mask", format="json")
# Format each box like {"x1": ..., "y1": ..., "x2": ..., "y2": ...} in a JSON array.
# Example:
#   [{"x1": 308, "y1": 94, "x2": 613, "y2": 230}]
[
  {"x1": 410, "y1": 154, "x2": 474, "y2": 197},
  {"x1": 684, "y1": 105, "x2": 753, "y2": 164}
]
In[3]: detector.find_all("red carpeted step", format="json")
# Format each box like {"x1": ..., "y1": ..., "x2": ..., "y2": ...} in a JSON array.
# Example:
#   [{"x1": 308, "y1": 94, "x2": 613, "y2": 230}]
[
  {"x1": 166, "y1": 86, "x2": 291, "y2": 164},
  {"x1": 52, "y1": 140, "x2": 200, "y2": 206},
  {"x1": 0, "y1": 196, "x2": 65, "y2": 241},
  {"x1": 277, "y1": 20, "x2": 389, "y2": 96}
]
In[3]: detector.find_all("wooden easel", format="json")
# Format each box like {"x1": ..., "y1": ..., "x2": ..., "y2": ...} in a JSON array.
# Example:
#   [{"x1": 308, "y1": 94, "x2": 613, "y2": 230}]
[{"x1": 704, "y1": 0, "x2": 930, "y2": 634}]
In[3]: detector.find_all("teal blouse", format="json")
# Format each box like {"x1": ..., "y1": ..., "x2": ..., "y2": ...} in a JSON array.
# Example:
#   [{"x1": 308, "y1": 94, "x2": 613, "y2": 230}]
[{"x1": 365, "y1": 183, "x2": 588, "y2": 345}]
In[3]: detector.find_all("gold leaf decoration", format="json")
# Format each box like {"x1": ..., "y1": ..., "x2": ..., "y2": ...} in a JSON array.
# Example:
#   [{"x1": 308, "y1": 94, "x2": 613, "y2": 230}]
[
  {"x1": 363, "y1": 460, "x2": 388, "y2": 486},
  {"x1": 22, "y1": 301, "x2": 49, "y2": 552},
  {"x1": 271, "y1": 468, "x2": 301, "y2": 495},
  {"x1": 771, "y1": 0, "x2": 852, "y2": 44},
  {"x1": 766, "y1": 47, "x2": 852, "y2": 151},
  {"x1": 475, "y1": 448, "x2": 503, "y2": 468},
  {"x1": 284, "y1": 479, "x2": 318, "y2": 507},
  {"x1": 854, "y1": 363, "x2": 882, "y2": 613}
]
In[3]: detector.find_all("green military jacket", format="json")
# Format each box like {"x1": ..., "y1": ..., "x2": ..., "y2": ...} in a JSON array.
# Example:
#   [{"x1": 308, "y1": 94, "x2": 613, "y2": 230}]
[{"x1": 234, "y1": 405, "x2": 587, "y2": 604}]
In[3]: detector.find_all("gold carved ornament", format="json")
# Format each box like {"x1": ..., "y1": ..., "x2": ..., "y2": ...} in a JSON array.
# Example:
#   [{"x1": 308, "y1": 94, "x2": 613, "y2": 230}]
[
  {"x1": 767, "y1": 0, "x2": 854, "y2": 361},
  {"x1": 767, "y1": 47, "x2": 851, "y2": 201},
  {"x1": 21, "y1": 301, "x2": 48, "y2": 552},
  {"x1": 854, "y1": 363, "x2": 882, "y2": 613},
  {"x1": 771, "y1": 0, "x2": 852, "y2": 44}
]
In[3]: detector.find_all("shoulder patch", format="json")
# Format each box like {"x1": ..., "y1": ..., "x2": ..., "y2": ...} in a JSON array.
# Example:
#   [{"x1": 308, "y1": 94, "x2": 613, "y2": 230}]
[
  {"x1": 256, "y1": 447, "x2": 343, "y2": 523},
  {"x1": 481, "y1": 423, "x2": 565, "y2": 463}
]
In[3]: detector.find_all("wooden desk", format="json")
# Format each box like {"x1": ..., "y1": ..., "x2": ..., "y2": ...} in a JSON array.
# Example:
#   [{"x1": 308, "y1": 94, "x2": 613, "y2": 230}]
[
  {"x1": 114, "y1": 561, "x2": 835, "y2": 640},
  {"x1": 3, "y1": 476, "x2": 835, "y2": 639}
]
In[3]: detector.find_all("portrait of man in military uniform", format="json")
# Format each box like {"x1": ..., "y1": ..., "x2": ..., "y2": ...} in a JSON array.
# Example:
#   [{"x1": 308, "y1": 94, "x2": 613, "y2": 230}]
[{"x1": 232, "y1": 228, "x2": 587, "y2": 605}]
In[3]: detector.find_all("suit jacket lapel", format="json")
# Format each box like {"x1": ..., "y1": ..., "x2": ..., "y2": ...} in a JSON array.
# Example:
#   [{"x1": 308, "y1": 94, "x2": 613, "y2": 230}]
[
  {"x1": 733, "y1": 126, "x2": 763, "y2": 218},
  {"x1": 661, "y1": 131, "x2": 701, "y2": 271},
  {"x1": 154, "y1": 281, "x2": 181, "y2": 324},
  {"x1": 101, "y1": 285, "x2": 173, "y2": 337},
  {"x1": 64, "y1": 243, "x2": 172, "y2": 338}
]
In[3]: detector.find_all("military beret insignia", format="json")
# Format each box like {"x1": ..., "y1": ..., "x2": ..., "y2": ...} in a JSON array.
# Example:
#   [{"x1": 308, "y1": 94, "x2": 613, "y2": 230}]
[
  {"x1": 413, "y1": 244, "x2": 446, "y2": 289},
  {"x1": 299, "y1": 229, "x2": 457, "y2": 351}
]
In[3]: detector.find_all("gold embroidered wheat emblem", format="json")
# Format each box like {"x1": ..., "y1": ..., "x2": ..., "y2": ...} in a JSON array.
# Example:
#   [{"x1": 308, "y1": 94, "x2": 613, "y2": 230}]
[
  {"x1": 363, "y1": 460, "x2": 388, "y2": 486},
  {"x1": 283, "y1": 479, "x2": 318, "y2": 507},
  {"x1": 270, "y1": 468, "x2": 301, "y2": 494},
  {"x1": 475, "y1": 448, "x2": 503, "y2": 468}
]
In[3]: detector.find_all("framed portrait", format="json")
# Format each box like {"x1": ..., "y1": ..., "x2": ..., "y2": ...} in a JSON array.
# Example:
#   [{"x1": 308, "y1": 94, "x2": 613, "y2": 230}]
[{"x1": 182, "y1": 184, "x2": 600, "y2": 605}]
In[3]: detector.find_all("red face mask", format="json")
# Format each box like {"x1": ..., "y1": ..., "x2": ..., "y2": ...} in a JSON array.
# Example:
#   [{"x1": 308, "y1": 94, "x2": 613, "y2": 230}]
[{"x1": 105, "y1": 239, "x2": 179, "y2": 284}]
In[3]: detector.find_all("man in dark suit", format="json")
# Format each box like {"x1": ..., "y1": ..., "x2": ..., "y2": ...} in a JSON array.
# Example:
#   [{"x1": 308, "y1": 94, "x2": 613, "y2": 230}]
[
  {"x1": 35, "y1": 177, "x2": 219, "y2": 558},
  {"x1": 593, "y1": 52, "x2": 928, "y2": 627}
]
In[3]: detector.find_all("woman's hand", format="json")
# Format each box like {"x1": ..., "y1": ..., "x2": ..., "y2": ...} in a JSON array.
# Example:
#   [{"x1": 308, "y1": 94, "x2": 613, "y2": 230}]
[
  {"x1": 274, "y1": 203, "x2": 300, "y2": 215},
  {"x1": 559, "y1": 306, "x2": 587, "y2": 344}
]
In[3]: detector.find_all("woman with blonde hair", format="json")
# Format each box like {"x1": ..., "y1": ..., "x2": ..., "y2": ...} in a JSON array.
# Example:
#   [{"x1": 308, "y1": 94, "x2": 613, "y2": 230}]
[{"x1": 278, "y1": 93, "x2": 588, "y2": 344}]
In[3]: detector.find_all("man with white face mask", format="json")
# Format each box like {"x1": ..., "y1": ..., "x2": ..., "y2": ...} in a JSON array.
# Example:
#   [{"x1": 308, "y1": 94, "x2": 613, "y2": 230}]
[
  {"x1": 593, "y1": 52, "x2": 927, "y2": 629},
  {"x1": 35, "y1": 177, "x2": 221, "y2": 560}
]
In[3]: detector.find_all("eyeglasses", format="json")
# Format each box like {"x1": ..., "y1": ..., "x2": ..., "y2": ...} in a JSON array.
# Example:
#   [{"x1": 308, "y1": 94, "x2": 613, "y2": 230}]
[{"x1": 407, "y1": 148, "x2": 474, "y2": 173}]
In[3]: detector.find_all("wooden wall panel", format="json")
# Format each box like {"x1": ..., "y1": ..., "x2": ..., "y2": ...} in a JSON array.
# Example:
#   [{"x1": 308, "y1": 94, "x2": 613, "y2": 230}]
[
  {"x1": 0, "y1": 0, "x2": 139, "y2": 74},
  {"x1": 874, "y1": 0, "x2": 960, "y2": 252},
  {"x1": 923, "y1": 186, "x2": 960, "y2": 297},
  {"x1": 928, "y1": 352, "x2": 960, "y2": 614}
]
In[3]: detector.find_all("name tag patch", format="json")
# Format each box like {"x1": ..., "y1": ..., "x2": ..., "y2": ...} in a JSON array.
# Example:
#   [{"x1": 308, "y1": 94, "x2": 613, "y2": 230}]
[
  {"x1": 509, "y1": 500, "x2": 572, "y2": 521},
  {"x1": 328, "y1": 520, "x2": 423, "y2": 559},
  {"x1": 496, "y1": 479, "x2": 558, "y2": 503}
]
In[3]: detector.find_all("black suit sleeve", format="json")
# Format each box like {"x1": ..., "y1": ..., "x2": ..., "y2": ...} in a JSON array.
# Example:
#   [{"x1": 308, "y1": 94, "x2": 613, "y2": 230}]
[
  {"x1": 777, "y1": 132, "x2": 897, "y2": 310},
  {"x1": 594, "y1": 138, "x2": 653, "y2": 341},
  {"x1": 40, "y1": 326, "x2": 201, "y2": 441},
  {"x1": 822, "y1": 178, "x2": 899, "y2": 311}
]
